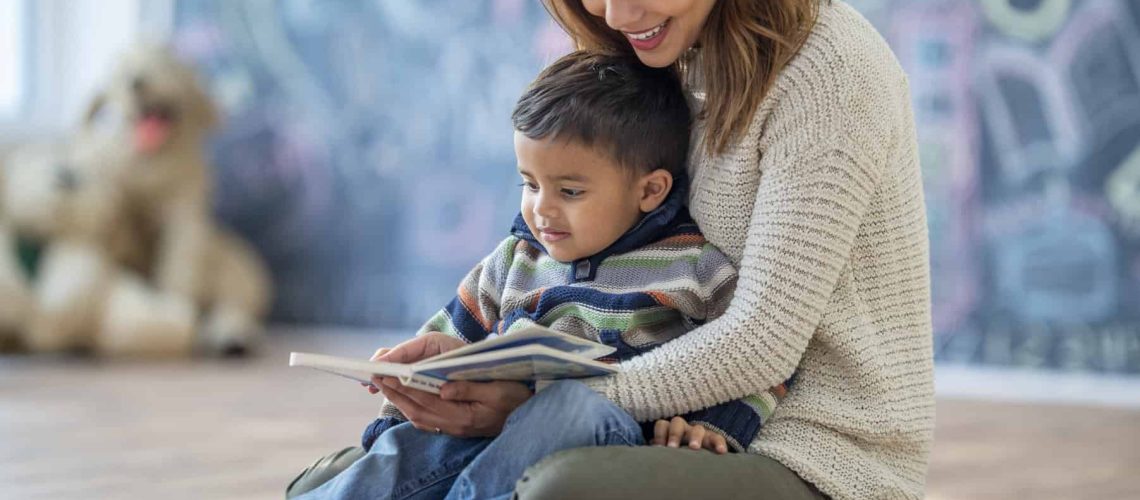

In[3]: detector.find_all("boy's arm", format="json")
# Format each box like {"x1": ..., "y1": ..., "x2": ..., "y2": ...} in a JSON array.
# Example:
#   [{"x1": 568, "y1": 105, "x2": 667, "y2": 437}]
[{"x1": 362, "y1": 237, "x2": 519, "y2": 449}]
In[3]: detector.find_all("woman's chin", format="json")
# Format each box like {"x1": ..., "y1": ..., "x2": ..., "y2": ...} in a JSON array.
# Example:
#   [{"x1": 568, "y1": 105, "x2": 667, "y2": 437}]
[
  {"x1": 632, "y1": 49, "x2": 680, "y2": 68},
  {"x1": 628, "y1": 37, "x2": 686, "y2": 67}
]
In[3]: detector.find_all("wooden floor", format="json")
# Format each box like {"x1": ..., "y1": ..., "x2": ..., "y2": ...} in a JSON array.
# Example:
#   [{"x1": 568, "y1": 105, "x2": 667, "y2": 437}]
[{"x1": 1, "y1": 330, "x2": 1137, "y2": 500}]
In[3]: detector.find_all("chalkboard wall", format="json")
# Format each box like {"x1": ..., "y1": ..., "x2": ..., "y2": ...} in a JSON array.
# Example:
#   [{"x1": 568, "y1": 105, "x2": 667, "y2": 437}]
[{"x1": 172, "y1": 0, "x2": 1140, "y2": 374}]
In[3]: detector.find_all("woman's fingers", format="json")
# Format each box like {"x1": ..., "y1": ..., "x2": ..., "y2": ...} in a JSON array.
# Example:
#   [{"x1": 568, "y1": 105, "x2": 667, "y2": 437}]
[
  {"x1": 362, "y1": 348, "x2": 392, "y2": 393},
  {"x1": 440, "y1": 381, "x2": 531, "y2": 410},
  {"x1": 383, "y1": 378, "x2": 462, "y2": 415},
  {"x1": 652, "y1": 420, "x2": 669, "y2": 446},
  {"x1": 376, "y1": 337, "x2": 435, "y2": 364},
  {"x1": 377, "y1": 332, "x2": 467, "y2": 364},
  {"x1": 378, "y1": 383, "x2": 454, "y2": 433},
  {"x1": 667, "y1": 416, "x2": 687, "y2": 448},
  {"x1": 369, "y1": 347, "x2": 392, "y2": 361},
  {"x1": 686, "y1": 424, "x2": 706, "y2": 450}
]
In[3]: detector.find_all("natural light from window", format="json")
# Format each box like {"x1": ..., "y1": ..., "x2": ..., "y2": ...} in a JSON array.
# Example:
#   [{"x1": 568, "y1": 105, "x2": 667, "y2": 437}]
[{"x1": 0, "y1": 0, "x2": 25, "y2": 118}]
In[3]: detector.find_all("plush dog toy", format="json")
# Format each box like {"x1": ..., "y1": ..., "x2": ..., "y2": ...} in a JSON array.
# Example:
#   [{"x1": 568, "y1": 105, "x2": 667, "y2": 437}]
[
  {"x1": 0, "y1": 142, "x2": 198, "y2": 356},
  {"x1": 81, "y1": 43, "x2": 272, "y2": 355}
]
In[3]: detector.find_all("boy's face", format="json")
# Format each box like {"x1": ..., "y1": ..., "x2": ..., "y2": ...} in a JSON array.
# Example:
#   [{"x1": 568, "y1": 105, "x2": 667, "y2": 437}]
[{"x1": 514, "y1": 132, "x2": 664, "y2": 263}]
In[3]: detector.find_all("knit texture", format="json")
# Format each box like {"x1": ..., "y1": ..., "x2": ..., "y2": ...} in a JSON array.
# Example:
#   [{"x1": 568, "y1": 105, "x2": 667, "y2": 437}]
[
  {"x1": 369, "y1": 184, "x2": 787, "y2": 452},
  {"x1": 580, "y1": 2, "x2": 935, "y2": 499}
]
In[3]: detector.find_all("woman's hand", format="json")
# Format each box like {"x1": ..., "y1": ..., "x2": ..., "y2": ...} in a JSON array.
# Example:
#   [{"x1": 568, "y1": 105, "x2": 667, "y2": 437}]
[
  {"x1": 363, "y1": 332, "x2": 466, "y2": 394},
  {"x1": 378, "y1": 378, "x2": 532, "y2": 437},
  {"x1": 364, "y1": 331, "x2": 533, "y2": 437},
  {"x1": 652, "y1": 416, "x2": 729, "y2": 454}
]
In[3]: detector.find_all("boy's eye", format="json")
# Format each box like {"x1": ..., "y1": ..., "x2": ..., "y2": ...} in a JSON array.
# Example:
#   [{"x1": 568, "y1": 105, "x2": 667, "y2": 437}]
[
  {"x1": 518, "y1": 182, "x2": 538, "y2": 192},
  {"x1": 561, "y1": 188, "x2": 584, "y2": 198}
]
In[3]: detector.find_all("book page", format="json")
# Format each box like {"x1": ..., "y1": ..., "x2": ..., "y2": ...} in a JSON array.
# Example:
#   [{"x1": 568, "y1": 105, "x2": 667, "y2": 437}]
[{"x1": 425, "y1": 324, "x2": 616, "y2": 363}]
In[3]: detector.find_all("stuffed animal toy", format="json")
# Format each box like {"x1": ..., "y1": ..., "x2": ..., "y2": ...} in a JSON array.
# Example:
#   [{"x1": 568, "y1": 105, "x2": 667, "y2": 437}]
[
  {"x1": 0, "y1": 142, "x2": 197, "y2": 356},
  {"x1": 81, "y1": 43, "x2": 272, "y2": 355}
]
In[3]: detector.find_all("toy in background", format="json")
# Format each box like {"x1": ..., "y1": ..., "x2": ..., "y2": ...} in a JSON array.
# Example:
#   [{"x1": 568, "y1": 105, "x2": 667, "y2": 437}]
[
  {"x1": 0, "y1": 43, "x2": 272, "y2": 358},
  {"x1": 0, "y1": 142, "x2": 197, "y2": 356},
  {"x1": 82, "y1": 43, "x2": 272, "y2": 356}
]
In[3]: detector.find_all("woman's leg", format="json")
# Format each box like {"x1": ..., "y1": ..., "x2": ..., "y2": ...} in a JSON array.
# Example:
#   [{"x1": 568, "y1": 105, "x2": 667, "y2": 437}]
[
  {"x1": 514, "y1": 446, "x2": 828, "y2": 500},
  {"x1": 291, "y1": 421, "x2": 493, "y2": 500},
  {"x1": 285, "y1": 446, "x2": 366, "y2": 499},
  {"x1": 445, "y1": 380, "x2": 644, "y2": 500}
]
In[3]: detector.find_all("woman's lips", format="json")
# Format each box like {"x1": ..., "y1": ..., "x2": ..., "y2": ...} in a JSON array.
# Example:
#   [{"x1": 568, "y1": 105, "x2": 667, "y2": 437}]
[{"x1": 625, "y1": 19, "x2": 670, "y2": 51}]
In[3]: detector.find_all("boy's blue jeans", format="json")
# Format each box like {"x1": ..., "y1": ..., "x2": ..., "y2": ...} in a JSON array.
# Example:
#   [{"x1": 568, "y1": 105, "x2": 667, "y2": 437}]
[{"x1": 294, "y1": 380, "x2": 645, "y2": 500}]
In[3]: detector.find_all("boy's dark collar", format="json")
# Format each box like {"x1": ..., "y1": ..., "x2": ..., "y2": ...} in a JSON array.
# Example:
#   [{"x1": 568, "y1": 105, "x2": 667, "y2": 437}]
[{"x1": 510, "y1": 173, "x2": 692, "y2": 282}]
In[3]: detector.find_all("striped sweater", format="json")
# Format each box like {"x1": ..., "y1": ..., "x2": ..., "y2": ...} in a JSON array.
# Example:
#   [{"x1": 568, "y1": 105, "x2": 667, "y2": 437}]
[{"x1": 363, "y1": 181, "x2": 787, "y2": 452}]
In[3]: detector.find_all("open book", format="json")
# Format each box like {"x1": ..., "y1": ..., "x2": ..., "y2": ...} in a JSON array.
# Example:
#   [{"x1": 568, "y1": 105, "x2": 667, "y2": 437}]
[{"x1": 289, "y1": 325, "x2": 619, "y2": 394}]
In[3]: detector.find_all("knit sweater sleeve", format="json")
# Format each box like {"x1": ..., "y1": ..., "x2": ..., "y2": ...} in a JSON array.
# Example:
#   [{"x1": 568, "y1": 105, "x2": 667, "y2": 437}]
[
  {"x1": 671, "y1": 242, "x2": 787, "y2": 452},
  {"x1": 586, "y1": 115, "x2": 888, "y2": 422}
]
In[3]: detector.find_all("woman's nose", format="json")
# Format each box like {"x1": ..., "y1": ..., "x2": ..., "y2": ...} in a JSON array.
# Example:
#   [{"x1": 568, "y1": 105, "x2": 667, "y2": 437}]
[{"x1": 601, "y1": 0, "x2": 646, "y2": 32}]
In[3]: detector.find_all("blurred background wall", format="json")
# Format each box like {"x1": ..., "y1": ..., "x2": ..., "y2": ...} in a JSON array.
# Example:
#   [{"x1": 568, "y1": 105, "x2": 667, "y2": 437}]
[
  {"x1": 4, "y1": 0, "x2": 1139, "y2": 375},
  {"x1": 168, "y1": 0, "x2": 571, "y2": 327}
]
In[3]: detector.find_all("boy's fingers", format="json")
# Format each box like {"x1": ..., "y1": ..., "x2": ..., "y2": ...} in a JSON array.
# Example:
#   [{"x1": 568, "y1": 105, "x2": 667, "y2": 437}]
[
  {"x1": 686, "y1": 424, "x2": 706, "y2": 450},
  {"x1": 667, "y1": 417, "x2": 687, "y2": 447},
  {"x1": 370, "y1": 347, "x2": 392, "y2": 362},
  {"x1": 706, "y1": 434, "x2": 729, "y2": 454},
  {"x1": 652, "y1": 420, "x2": 669, "y2": 446}
]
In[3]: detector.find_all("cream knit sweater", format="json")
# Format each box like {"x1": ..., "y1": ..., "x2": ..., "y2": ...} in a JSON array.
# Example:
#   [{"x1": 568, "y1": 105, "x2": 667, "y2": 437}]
[{"x1": 585, "y1": 2, "x2": 935, "y2": 499}]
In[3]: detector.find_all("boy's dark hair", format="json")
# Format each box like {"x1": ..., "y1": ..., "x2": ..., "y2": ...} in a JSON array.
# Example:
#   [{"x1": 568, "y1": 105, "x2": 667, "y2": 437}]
[{"x1": 511, "y1": 51, "x2": 691, "y2": 177}]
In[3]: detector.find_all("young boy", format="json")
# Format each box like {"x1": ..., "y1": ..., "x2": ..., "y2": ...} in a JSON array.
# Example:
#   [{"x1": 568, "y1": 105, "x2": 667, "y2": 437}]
[{"x1": 290, "y1": 51, "x2": 786, "y2": 499}]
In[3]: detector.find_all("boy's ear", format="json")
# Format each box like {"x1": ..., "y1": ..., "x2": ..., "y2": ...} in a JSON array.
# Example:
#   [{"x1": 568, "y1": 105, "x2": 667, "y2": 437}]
[{"x1": 638, "y1": 169, "x2": 674, "y2": 213}]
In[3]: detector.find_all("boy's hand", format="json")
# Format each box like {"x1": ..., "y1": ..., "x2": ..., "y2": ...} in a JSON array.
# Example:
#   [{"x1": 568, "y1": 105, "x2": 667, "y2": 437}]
[{"x1": 652, "y1": 416, "x2": 729, "y2": 454}]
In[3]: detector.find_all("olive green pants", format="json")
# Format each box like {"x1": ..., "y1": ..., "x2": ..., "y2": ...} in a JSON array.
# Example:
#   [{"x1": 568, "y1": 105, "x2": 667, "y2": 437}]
[
  {"x1": 287, "y1": 445, "x2": 826, "y2": 499},
  {"x1": 514, "y1": 446, "x2": 827, "y2": 500}
]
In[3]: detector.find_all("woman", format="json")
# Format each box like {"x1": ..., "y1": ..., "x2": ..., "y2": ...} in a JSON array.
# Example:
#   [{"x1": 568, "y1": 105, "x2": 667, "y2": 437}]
[
  {"x1": 513, "y1": 1, "x2": 934, "y2": 498},
  {"x1": 289, "y1": 1, "x2": 933, "y2": 499}
]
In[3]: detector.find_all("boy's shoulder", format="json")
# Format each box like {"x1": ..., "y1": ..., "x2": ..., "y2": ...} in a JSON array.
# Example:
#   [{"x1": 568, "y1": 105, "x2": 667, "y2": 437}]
[{"x1": 637, "y1": 211, "x2": 710, "y2": 252}]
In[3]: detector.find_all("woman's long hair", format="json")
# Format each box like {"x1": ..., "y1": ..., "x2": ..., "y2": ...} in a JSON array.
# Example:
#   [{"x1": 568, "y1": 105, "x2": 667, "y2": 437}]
[{"x1": 541, "y1": 0, "x2": 821, "y2": 155}]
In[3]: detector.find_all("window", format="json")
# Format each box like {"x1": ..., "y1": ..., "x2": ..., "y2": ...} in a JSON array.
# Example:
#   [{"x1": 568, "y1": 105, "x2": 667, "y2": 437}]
[
  {"x1": 0, "y1": 0, "x2": 170, "y2": 141},
  {"x1": 0, "y1": 0, "x2": 27, "y2": 119}
]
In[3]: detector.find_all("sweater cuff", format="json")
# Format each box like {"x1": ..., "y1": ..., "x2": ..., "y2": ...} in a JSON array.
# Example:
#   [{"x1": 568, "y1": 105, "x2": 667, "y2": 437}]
[
  {"x1": 683, "y1": 400, "x2": 763, "y2": 453},
  {"x1": 361, "y1": 416, "x2": 403, "y2": 451},
  {"x1": 578, "y1": 374, "x2": 615, "y2": 398}
]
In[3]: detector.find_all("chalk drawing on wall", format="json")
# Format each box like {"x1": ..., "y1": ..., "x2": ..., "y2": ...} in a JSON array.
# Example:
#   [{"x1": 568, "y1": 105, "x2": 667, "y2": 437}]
[
  {"x1": 1107, "y1": 145, "x2": 1140, "y2": 238},
  {"x1": 1053, "y1": 0, "x2": 1140, "y2": 153},
  {"x1": 990, "y1": 190, "x2": 1118, "y2": 325},
  {"x1": 979, "y1": 0, "x2": 1071, "y2": 42},
  {"x1": 975, "y1": 45, "x2": 1081, "y2": 186}
]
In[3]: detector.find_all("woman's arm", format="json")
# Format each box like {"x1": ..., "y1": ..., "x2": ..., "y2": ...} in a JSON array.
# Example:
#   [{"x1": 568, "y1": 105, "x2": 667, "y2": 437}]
[{"x1": 588, "y1": 130, "x2": 888, "y2": 422}]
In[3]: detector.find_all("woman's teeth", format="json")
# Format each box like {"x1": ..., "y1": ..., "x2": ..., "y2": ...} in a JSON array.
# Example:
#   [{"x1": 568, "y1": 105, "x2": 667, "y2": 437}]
[{"x1": 628, "y1": 20, "x2": 667, "y2": 41}]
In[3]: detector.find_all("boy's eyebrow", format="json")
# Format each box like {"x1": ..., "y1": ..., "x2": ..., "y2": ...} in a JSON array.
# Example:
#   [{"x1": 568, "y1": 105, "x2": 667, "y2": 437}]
[
  {"x1": 554, "y1": 173, "x2": 589, "y2": 182},
  {"x1": 517, "y1": 168, "x2": 590, "y2": 183}
]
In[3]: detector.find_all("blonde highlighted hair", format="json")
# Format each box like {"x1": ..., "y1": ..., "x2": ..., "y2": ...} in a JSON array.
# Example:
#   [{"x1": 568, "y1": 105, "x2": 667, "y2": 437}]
[{"x1": 541, "y1": 0, "x2": 821, "y2": 155}]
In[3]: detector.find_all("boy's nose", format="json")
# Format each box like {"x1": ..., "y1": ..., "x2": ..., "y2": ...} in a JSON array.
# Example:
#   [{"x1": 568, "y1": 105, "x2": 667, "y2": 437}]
[{"x1": 532, "y1": 196, "x2": 558, "y2": 219}]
